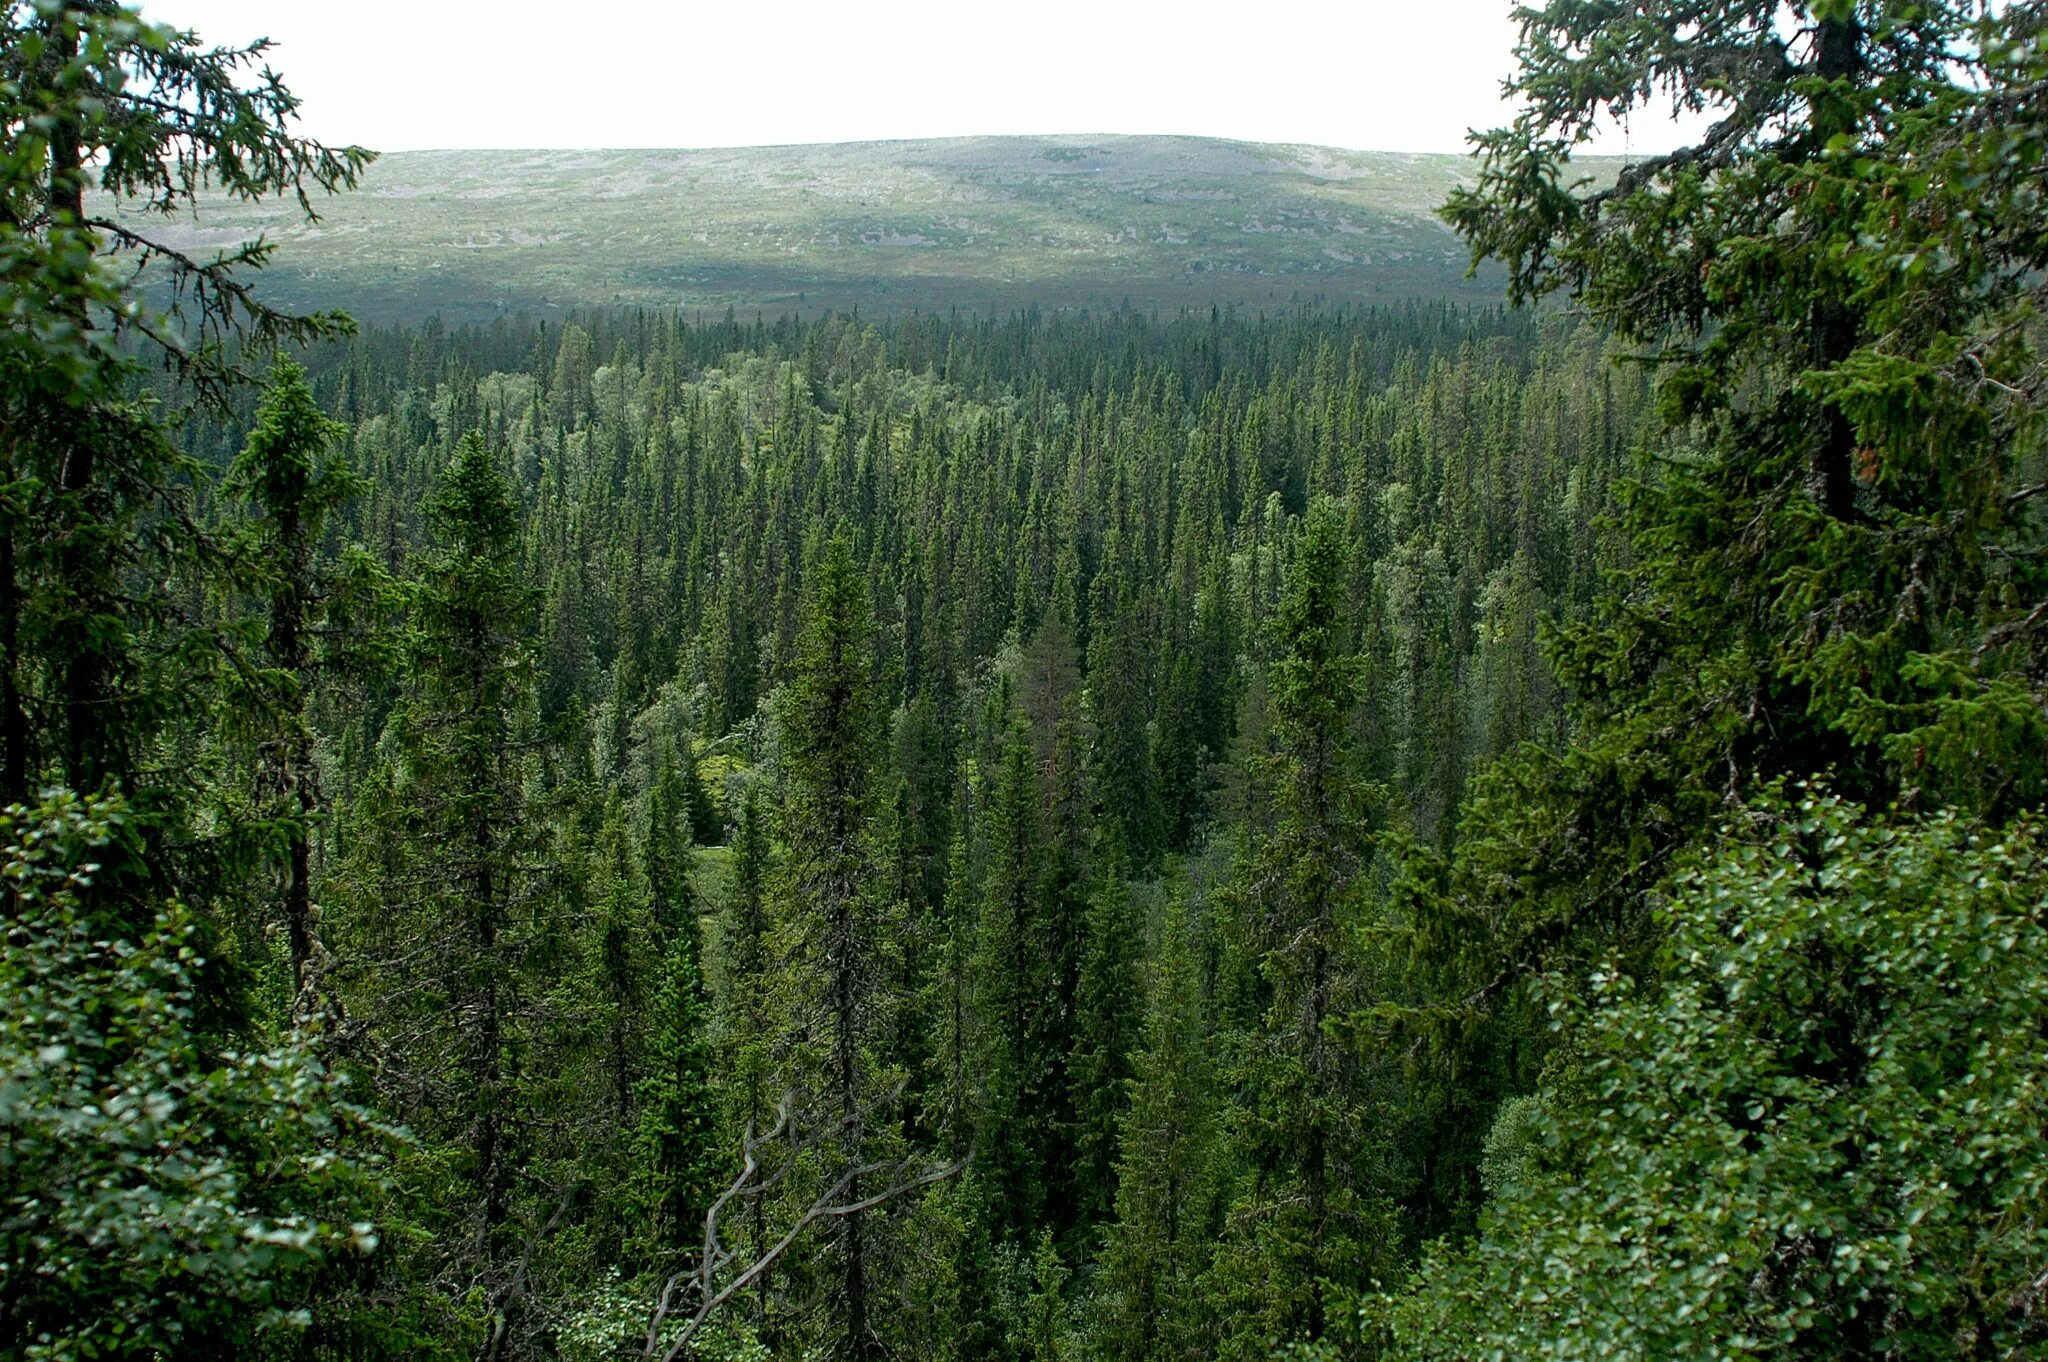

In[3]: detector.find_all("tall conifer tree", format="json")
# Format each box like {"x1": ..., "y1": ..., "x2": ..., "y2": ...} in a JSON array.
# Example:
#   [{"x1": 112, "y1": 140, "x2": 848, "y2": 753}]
[
  {"x1": 335, "y1": 432, "x2": 541, "y2": 1356},
  {"x1": 775, "y1": 538, "x2": 892, "y2": 1362},
  {"x1": 1096, "y1": 893, "x2": 1219, "y2": 1362},
  {"x1": 1205, "y1": 499, "x2": 1386, "y2": 1355},
  {"x1": 226, "y1": 355, "x2": 373, "y2": 999}
]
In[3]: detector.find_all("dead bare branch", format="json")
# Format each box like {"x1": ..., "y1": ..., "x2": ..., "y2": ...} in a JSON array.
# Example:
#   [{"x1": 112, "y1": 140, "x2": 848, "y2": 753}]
[{"x1": 638, "y1": 1091, "x2": 967, "y2": 1361}]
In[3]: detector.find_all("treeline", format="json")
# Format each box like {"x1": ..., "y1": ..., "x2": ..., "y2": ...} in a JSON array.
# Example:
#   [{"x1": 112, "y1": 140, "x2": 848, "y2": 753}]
[
  {"x1": 8, "y1": 4, "x2": 2048, "y2": 1362},
  {"x1": 158, "y1": 301, "x2": 1646, "y2": 1358}
]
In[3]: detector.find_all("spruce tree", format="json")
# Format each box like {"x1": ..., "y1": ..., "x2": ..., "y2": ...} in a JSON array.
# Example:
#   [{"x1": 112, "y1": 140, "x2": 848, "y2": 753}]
[
  {"x1": 774, "y1": 537, "x2": 892, "y2": 1362},
  {"x1": 645, "y1": 743, "x2": 700, "y2": 936},
  {"x1": 0, "y1": 1, "x2": 367, "y2": 810},
  {"x1": 1086, "y1": 581, "x2": 1157, "y2": 863},
  {"x1": 1399, "y1": 0, "x2": 2048, "y2": 1237},
  {"x1": 1067, "y1": 839, "x2": 1141, "y2": 1232},
  {"x1": 1095, "y1": 894, "x2": 1219, "y2": 1362},
  {"x1": 1205, "y1": 498, "x2": 1385, "y2": 1355},
  {"x1": 97, "y1": 290, "x2": 1728, "y2": 1356},
  {"x1": 0, "y1": 20, "x2": 367, "y2": 964},
  {"x1": 225, "y1": 355, "x2": 374, "y2": 1000},
  {"x1": 635, "y1": 746, "x2": 717, "y2": 1256},
  {"x1": 637, "y1": 910, "x2": 718, "y2": 1260},
  {"x1": 334, "y1": 431, "x2": 541, "y2": 1353},
  {"x1": 970, "y1": 717, "x2": 1049, "y2": 1238},
  {"x1": 714, "y1": 782, "x2": 780, "y2": 1332}
]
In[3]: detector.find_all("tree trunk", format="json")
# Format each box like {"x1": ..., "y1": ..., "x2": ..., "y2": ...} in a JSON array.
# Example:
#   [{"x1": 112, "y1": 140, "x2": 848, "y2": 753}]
[
  {"x1": 0, "y1": 506, "x2": 25, "y2": 811},
  {"x1": 278, "y1": 515, "x2": 315, "y2": 997},
  {"x1": 43, "y1": 14, "x2": 109, "y2": 795},
  {"x1": 1808, "y1": 14, "x2": 1866, "y2": 521}
]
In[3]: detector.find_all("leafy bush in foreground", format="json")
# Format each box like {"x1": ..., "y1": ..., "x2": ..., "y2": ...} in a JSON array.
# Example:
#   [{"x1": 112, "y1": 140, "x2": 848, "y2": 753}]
[
  {"x1": 0, "y1": 793, "x2": 390, "y2": 1362},
  {"x1": 1378, "y1": 790, "x2": 2048, "y2": 1360}
]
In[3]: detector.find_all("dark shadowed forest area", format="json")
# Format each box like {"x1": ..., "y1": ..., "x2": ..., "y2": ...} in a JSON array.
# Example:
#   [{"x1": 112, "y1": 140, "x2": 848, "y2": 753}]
[{"x1": 3, "y1": 3, "x2": 2047, "y2": 1361}]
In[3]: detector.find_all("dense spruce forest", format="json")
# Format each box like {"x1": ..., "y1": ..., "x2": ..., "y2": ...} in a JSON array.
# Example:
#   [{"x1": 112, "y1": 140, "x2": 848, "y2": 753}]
[
  {"x1": 162, "y1": 298, "x2": 1646, "y2": 1358},
  {"x1": 5, "y1": 3, "x2": 2048, "y2": 1362}
]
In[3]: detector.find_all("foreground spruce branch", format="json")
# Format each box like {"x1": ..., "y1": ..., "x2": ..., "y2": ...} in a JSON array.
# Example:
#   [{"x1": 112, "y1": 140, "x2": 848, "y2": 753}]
[{"x1": 4, "y1": 1, "x2": 2044, "y2": 1359}]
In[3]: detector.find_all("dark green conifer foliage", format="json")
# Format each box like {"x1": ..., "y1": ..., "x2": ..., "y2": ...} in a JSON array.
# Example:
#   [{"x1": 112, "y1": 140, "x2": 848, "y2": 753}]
[
  {"x1": 1086, "y1": 582, "x2": 1157, "y2": 864},
  {"x1": 1206, "y1": 498, "x2": 1384, "y2": 1355},
  {"x1": 645, "y1": 745, "x2": 699, "y2": 935},
  {"x1": 124, "y1": 256, "x2": 1685, "y2": 1355},
  {"x1": 1345, "y1": 3, "x2": 2048, "y2": 1354},
  {"x1": 0, "y1": 8, "x2": 396, "y2": 1350},
  {"x1": 775, "y1": 538, "x2": 892, "y2": 1362},
  {"x1": 972, "y1": 717, "x2": 1053, "y2": 1238},
  {"x1": 638, "y1": 913, "x2": 718, "y2": 1259},
  {"x1": 1095, "y1": 893, "x2": 1218, "y2": 1362},
  {"x1": 635, "y1": 749, "x2": 718, "y2": 1256},
  {"x1": 1020, "y1": 608, "x2": 1082, "y2": 776},
  {"x1": 226, "y1": 355, "x2": 373, "y2": 999},
  {"x1": 926, "y1": 828, "x2": 978, "y2": 1158},
  {"x1": 714, "y1": 782, "x2": 780, "y2": 1330},
  {"x1": 1150, "y1": 648, "x2": 1207, "y2": 853},
  {"x1": 1018, "y1": 1229, "x2": 1074, "y2": 1362},
  {"x1": 681, "y1": 753, "x2": 723, "y2": 846},
  {"x1": 336, "y1": 431, "x2": 540, "y2": 1353},
  {"x1": 1396, "y1": 0, "x2": 2048, "y2": 1239},
  {"x1": 1440, "y1": 0, "x2": 2048, "y2": 842},
  {"x1": 547, "y1": 793, "x2": 657, "y2": 1284},
  {"x1": 0, "y1": 0, "x2": 367, "y2": 824},
  {"x1": 885, "y1": 693, "x2": 956, "y2": 1139},
  {"x1": 1035, "y1": 750, "x2": 1090, "y2": 1245},
  {"x1": 1067, "y1": 838, "x2": 1141, "y2": 1232}
]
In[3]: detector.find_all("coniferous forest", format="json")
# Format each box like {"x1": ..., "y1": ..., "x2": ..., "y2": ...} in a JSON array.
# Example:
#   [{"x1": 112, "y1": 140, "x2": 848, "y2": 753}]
[{"x1": 4, "y1": 3, "x2": 2048, "y2": 1361}]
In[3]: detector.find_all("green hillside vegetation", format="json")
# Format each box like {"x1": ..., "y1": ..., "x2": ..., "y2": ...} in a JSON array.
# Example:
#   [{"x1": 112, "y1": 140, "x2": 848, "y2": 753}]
[
  {"x1": 124, "y1": 138, "x2": 1531, "y2": 320},
  {"x1": 6, "y1": 3, "x2": 2047, "y2": 1362}
]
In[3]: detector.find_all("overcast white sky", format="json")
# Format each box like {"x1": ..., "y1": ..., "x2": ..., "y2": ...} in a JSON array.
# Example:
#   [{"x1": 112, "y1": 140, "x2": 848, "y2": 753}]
[{"x1": 147, "y1": 0, "x2": 1693, "y2": 157}]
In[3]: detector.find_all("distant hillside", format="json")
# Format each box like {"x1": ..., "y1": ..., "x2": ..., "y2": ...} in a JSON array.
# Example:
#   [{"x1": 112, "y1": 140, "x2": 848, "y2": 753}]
[{"x1": 124, "y1": 136, "x2": 1548, "y2": 322}]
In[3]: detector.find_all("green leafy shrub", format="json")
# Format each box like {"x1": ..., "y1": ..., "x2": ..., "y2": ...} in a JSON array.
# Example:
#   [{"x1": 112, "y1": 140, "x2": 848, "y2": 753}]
[
  {"x1": 0, "y1": 793, "x2": 391, "y2": 1361},
  {"x1": 1377, "y1": 789, "x2": 2048, "y2": 1360}
]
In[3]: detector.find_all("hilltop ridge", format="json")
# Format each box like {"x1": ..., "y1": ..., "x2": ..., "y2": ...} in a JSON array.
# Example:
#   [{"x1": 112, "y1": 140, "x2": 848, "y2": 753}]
[{"x1": 132, "y1": 135, "x2": 1545, "y2": 320}]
